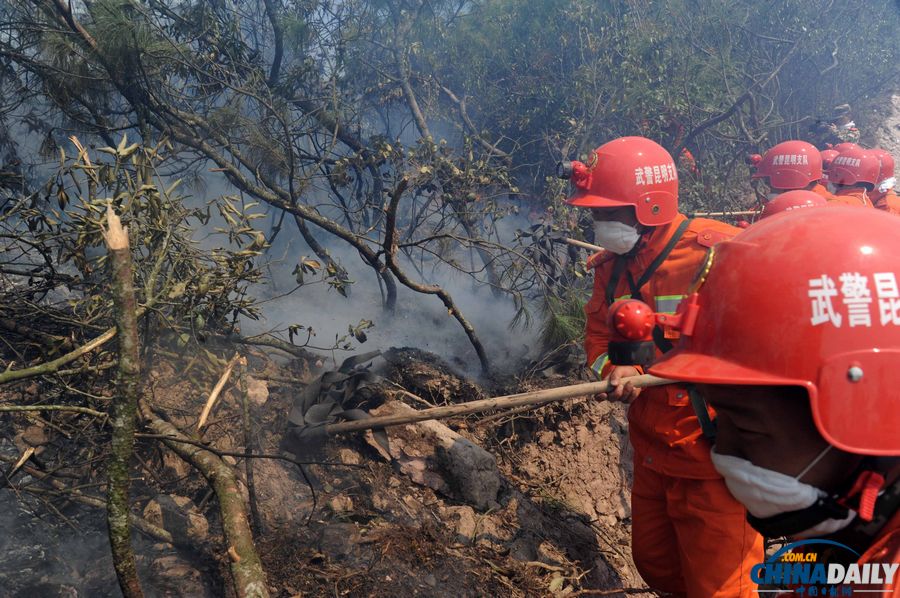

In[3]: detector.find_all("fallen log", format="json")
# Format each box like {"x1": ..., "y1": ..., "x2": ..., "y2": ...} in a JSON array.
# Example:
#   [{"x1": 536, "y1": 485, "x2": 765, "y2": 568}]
[
  {"x1": 143, "y1": 407, "x2": 270, "y2": 598},
  {"x1": 325, "y1": 374, "x2": 673, "y2": 434}
]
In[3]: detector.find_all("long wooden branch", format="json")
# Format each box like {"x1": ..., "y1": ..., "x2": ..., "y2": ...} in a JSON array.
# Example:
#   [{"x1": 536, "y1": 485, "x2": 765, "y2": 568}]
[
  {"x1": 674, "y1": 40, "x2": 801, "y2": 157},
  {"x1": 142, "y1": 408, "x2": 269, "y2": 598},
  {"x1": 163, "y1": 125, "x2": 398, "y2": 309},
  {"x1": 0, "y1": 327, "x2": 116, "y2": 384},
  {"x1": 103, "y1": 204, "x2": 144, "y2": 598},
  {"x1": 399, "y1": 67, "x2": 431, "y2": 140},
  {"x1": 103, "y1": 205, "x2": 144, "y2": 598},
  {"x1": 0, "y1": 287, "x2": 182, "y2": 386},
  {"x1": 0, "y1": 405, "x2": 105, "y2": 417},
  {"x1": 40, "y1": 0, "x2": 489, "y2": 373},
  {"x1": 325, "y1": 375, "x2": 672, "y2": 434},
  {"x1": 384, "y1": 178, "x2": 491, "y2": 372},
  {"x1": 437, "y1": 83, "x2": 510, "y2": 159},
  {"x1": 261, "y1": 0, "x2": 283, "y2": 87}
]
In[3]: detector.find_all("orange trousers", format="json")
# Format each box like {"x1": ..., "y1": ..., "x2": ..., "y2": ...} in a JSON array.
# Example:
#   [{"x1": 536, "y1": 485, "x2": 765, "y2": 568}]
[{"x1": 631, "y1": 464, "x2": 765, "y2": 597}]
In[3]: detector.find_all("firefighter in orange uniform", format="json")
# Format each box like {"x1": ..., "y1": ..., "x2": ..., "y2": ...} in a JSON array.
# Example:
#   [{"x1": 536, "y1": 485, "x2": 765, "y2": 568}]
[
  {"x1": 828, "y1": 147, "x2": 877, "y2": 208},
  {"x1": 752, "y1": 140, "x2": 835, "y2": 201},
  {"x1": 832, "y1": 141, "x2": 861, "y2": 153},
  {"x1": 819, "y1": 148, "x2": 839, "y2": 190},
  {"x1": 869, "y1": 148, "x2": 900, "y2": 215},
  {"x1": 648, "y1": 206, "x2": 900, "y2": 597},
  {"x1": 757, "y1": 190, "x2": 826, "y2": 220},
  {"x1": 558, "y1": 136, "x2": 764, "y2": 597}
]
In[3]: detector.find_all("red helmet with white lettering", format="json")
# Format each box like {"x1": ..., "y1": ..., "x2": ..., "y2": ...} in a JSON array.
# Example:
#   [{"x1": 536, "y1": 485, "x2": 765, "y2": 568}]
[
  {"x1": 820, "y1": 149, "x2": 839, "y2": 180},
  {"x1": 759, "y1": 190, "x2": 826, "y2": 220},
  {"x1": 869, "y1": 148, "x2": 896, "y2": 185},
  {"x1": 649, "y1": 207, "x2": 900, "y2": 454},
  {"x1": 832, "y1": 142, "x2": 861, "y2": 154},
  {"x1": 829, "y1": 148, "x2": 881, "y2": 187},
  {"x1": 751, "y1": 141, "x2": 822, "y2": 190},
  {"x1": 562, "y1": 136, "x2": 678, "y2": 226}
]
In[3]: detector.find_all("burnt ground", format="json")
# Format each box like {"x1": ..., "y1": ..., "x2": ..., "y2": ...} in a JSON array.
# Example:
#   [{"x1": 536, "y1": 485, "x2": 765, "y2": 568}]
[{"x1": 0, "y1": 344, "x2": 652, "y2": 597}]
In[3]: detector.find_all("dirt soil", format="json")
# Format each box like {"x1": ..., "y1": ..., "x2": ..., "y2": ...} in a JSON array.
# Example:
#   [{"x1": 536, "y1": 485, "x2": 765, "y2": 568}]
[{"x1": 0, "y1": 343, "x2": 650, "y2": 597}]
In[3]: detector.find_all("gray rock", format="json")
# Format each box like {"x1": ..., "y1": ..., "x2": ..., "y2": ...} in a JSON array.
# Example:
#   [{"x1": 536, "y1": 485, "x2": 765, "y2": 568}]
[{"x1": 366, "y1": 401, "x2": 501, "y2": 510}]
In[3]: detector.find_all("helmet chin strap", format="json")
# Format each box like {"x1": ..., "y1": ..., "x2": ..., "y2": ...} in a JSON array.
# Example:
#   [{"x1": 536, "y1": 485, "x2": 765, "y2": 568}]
[
  {"x1": 830, "y1": 459, "x2": 900, "y2": 552},
  {"x1": 796, "y1": 445, "x2": 833, "y2": 481}
]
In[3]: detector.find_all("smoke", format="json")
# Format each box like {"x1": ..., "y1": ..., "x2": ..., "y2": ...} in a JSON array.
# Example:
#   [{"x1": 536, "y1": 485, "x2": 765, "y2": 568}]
[{"x1": 241, "y1": 203, "x2": 542, "y2": 378}]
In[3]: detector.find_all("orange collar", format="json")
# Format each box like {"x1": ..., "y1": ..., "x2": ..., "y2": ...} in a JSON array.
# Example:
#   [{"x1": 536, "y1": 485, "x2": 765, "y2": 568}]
[
  {"x1": 629, "y1": 213, "x2": 688, "y2": 271},
  {"x1": 835, "y1": 187, "x2": 868, "y2": 198}
]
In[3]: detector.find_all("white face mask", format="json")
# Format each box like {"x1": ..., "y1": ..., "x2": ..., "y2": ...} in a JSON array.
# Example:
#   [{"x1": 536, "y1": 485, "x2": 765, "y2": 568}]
[
  {"x1": 878, "y1": 177, "x2": 896, "y2": 194},
  {"x1": 593, "y1": 220, "x2": 641, "y2": 254},
  {"x1": 710, "y1": 447, "x2": 856, "y2": 539}
]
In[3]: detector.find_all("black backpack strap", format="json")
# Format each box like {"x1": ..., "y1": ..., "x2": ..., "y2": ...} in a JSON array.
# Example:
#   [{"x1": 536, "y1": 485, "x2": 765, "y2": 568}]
[
  {"x1": 625, "y1": 218, "x2": 692, "y2": 353},
  {"x1": 605, "y1": 219, "x2": 691, "y2": 307},
  {"x1": 651, "y1": 324, "x2": 674, "y2": 353},
  {"x1": 632, "y1": 218, "x2": 692, "y2": 293},
  {"x1": 605, "y1": 255, "x2": 629, "y2": 306},
  {"x1": 688, "y1": 385, "x2": 717, "y2": 442}
]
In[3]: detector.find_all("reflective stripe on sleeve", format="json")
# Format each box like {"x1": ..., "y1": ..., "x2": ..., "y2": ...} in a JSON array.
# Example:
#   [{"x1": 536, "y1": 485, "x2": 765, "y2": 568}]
[
  {"x1": 654, "y1": 294, "x2": 686, "y2": 314},
  {"x1": 590, "y1": 353, "x2": 609, "y2": 380}
]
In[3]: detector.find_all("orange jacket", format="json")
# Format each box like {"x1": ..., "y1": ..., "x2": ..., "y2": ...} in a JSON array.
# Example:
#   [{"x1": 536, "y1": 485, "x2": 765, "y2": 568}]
[
  {"x1": 873, "y1": 189, "x2": 900, "y2": 215},
  {"x1": 857, "y1": 508, "x2": 900, "y2": 597},
  {"x1": 811, "y1": 182, "x2": 837, "y2": 201},
  {"x1": 829, "y1": 187, "x2": 875, "y2": 208},
  {"x1": 584, "y1": 214, "x2": 739, "y2": 478}
]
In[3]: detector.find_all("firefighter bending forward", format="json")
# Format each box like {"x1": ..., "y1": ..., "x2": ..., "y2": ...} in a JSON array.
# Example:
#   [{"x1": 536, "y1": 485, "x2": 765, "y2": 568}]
[
  {"x1": 560, "y1": 137, "x2": 764, "y2": 597},
  {"x1": 649, "y1": 206, "x2": 900, "y2": 596}
]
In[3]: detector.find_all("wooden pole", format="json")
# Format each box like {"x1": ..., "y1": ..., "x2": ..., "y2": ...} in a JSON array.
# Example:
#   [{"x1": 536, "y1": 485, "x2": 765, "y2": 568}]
[
  {"x1": 689, "y1": 210, "x2": 758, "y2": 218},
  {"x1": 562, "y1": 209, "x2": 759, "y2": 255},
  {"x1": 325, "y1": 374, "x2": 673, "y2": 434},
  {"x1": 562, "y1": 237, "x2": 603, "y2": 253}
]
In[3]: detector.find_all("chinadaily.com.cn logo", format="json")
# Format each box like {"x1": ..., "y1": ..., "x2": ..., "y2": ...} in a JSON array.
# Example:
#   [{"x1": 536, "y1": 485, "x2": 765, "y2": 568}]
[{"x1": 751, "y1": 540, "x2": 898, "y2": 596}]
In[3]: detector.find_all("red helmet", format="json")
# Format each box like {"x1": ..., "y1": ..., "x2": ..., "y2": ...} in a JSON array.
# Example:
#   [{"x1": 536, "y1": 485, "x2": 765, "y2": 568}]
[
  {"x1": 649, "y1": 207, "x2": 900, "y2": 455},
  {"x1": 819, "y1": 149, "x2": 839, "y2": 180},
  {"x1": 832, "y1": 142, "x2": 861, "y2": 154},
  {"x1": 563, "y1": 136, "x2": 678, "y2": 226},
  {"x1": 829, "y1": 148, "x2": 881, "y2": 187},
  {"x1": 869, "y1": 148, "x2": 896, "y2": 184},
  {"x1": 751, "y1": 140, "x2": 822, "y2": 190},
  {"x1": 759, "y1": 190, "x2": 826, "y2": 219}
]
